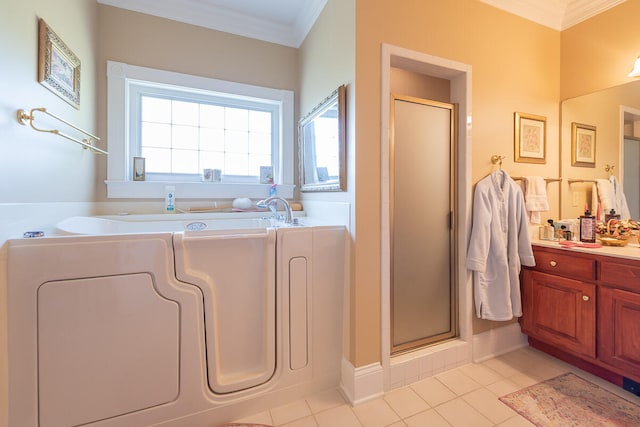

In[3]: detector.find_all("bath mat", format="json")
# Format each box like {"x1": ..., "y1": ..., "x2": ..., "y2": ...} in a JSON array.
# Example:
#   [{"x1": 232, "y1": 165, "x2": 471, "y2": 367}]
[{"x1": 499, "y1": 372, "x2": 640, "y2": 426}]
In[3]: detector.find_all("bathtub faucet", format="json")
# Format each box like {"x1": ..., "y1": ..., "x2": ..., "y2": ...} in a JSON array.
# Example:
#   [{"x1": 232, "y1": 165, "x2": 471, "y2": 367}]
[{"x1": 256, "y1": 196, "x2": 293, "y2": 224}]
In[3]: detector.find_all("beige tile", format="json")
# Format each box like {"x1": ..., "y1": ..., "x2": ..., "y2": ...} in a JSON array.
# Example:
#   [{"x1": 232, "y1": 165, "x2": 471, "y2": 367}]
[
  {"x1": 403, "y1": 409, "x2": 451, "y2": 427},
  {"x1": 481, "y1": 357, "x2": 523, "y2": 378},
  {"x1": 383, "y1": 387, "x2": 430, "y2": 418},
  {"x1": 271, "y1": 399, "x2": 312, "y2": 426},
  {"x1": 508, "y1": 372, "x2": 539, "y2": 389},
  {"x1": 410, "y1": 377, "x2": 456, "y2": 407},
  {"x1": 306, "y1": 388, "x2": 346, "y2": 414},
  {"x1": 434, "y1": 397, "x2": 493, "y2": 427},
  {"x1": 458, "y1": 362, "x2": 504, "y2": 385},
  {"x1": 386, "y1": 422, "x2": 407, "y2": 427},
  {"x1": 314, "y1": 404, "x2": 362, "y2": 427},
  {"x1": 232, "y1": 409, "x2": 273, "y2": 425},
  {"x1": 282, "y1": 415, "x2": 319, "y2": 427},
  {"x1": 352, "y1": 398, "x2": 400, "y2": 427},
  {"x1": 496, "y1": 415, "x2": 536, "y2": 426},
  {"x1": 435, "y1": 369, "x2": 482, "y2": 395},
  {"x1": 462, "y1": 387, "x2": 518, "y2": 424},
  {"x1": 485, "y1": 378, "x2": 523, "y2": 397}
]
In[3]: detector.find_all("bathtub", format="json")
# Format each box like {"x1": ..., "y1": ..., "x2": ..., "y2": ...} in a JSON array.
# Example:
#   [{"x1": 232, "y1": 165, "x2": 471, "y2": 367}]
[{"x1": 2, "y1": 215, "x2": 346, "y2": 426}]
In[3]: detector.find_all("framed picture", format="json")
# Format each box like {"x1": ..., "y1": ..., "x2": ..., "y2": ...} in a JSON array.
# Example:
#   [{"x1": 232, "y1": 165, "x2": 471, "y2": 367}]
[
  {"x1": 133, "y1": 157, "x2": 145, "y2": 181},
  {"x1": 514, "y1": 112, "x2": 546, "y2": 164},
  {"x1": 571, "y1": 122, "x2": 596, "y2": 167},
  {"x1": 38, "y1": 19, "x2": 81, "y2": 109}
]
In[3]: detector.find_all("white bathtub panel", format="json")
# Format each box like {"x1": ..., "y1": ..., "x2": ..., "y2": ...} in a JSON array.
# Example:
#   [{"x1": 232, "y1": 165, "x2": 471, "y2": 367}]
[
  {"x1": 173, "y1": 229, "x2": 277, "y2": 394},
  {"x1": 277, "y1": 228, "x2": 314, "y2": 380},
  {"x1": 5, "y1": 235, "x2": 206, "y2": 427},
  {"x1": 38, "y1": 274, "x2": 179, "y2": 426},
  {"x1": 289, "y1": 257, "x2": 309, "y2": 370}
]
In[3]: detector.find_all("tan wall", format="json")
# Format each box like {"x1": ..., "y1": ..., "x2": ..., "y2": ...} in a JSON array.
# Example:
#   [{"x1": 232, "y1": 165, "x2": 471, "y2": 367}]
[
  {"x1": 0, "y1": 0, "x2": 98, "y2": 203},
  {"x1": 95, "y1": 5, "x2": 300, "y2": 201},
  {"x1": 353, "y1": 0, "x2": 561, "y2": 366},
  {"x1": 561, "y1": 0, "x2": 640, "y2": 101}
]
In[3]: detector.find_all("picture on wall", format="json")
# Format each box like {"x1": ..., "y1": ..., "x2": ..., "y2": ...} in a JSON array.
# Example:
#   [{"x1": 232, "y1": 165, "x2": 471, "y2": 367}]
[
  {"x1": 38, "y1": 19, "x2": 81, "y2": 109},
  {"x1": 571, "y1": 122, "x2": 596, "y2": 167},
  {"x1": 514, "y1": 112, "x2": 546, "y2": 164},
  {"x1": 133, "y1": 157, "x2": 146, "y2": 181}
]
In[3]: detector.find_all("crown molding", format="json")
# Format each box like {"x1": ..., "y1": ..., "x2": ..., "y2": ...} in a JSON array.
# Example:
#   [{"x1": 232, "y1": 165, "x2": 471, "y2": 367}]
[
  {"x1": 562, "y1": 0, "x2": 627, "y2": 29},
  {"x1": 479, "y1": 0, "x2": 625, "y2": 31},
  {"x1": 97, "y1": 0, "x2": 327, "y2": 48}
]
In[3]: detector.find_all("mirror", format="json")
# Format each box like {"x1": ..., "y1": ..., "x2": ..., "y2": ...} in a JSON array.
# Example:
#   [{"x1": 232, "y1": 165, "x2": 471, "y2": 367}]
[
  {"x1": 299, "y1": 85, "x2": 346, "y2": 192},
  {"x1": 561, "y1": 80, "x2": 640, "y2": 219}
]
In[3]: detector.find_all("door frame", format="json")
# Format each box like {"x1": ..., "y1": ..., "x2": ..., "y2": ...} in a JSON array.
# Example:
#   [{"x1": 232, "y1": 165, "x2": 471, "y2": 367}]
[{"x1": 380, "y1": 44, "x2": 473, "y2": 386}]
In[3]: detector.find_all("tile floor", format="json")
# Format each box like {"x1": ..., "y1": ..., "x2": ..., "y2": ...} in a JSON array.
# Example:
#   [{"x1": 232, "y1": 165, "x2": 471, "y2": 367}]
[{"x1": 231, "y1": 346, "x2": 640, "y2": 426}]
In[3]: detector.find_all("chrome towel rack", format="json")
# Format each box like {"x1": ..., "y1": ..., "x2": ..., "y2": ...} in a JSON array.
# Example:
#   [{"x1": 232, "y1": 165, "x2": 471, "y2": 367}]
[{"x1": 16, "y1": 107, "x2": 108, "y2": 155}]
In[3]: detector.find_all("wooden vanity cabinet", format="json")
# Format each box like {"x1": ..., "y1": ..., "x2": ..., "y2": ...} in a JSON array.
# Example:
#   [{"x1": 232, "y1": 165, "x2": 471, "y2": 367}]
[
  {"x1": 520, "y1": 269, "x2": 595, "y2": 358},
  {"x1": 521, "y1": 245, "x2": 640, "y2": 385}
]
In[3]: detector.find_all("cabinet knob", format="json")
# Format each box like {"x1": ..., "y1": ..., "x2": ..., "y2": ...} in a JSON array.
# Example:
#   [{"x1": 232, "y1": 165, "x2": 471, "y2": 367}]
[
  {"x1": 549, "y1": 260, "x2": 557, "y2": 267},
  {"x1": 582, "y1": 295, "x2": 590, "y2": 301}
]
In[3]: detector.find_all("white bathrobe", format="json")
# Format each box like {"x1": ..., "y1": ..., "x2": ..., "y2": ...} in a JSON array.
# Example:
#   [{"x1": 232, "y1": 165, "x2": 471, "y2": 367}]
[{"x1": 467, "y1": 170, "x2": 536, "y2": 321}]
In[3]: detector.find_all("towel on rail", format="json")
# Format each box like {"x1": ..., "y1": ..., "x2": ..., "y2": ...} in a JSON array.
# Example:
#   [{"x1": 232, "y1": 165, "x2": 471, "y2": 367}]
[
  {"x1": 594, "y1": 177, "x2": 631, "y2": 220},
  {"x1": 521, "y1": 176, "x2": 549, "y2": 224}
]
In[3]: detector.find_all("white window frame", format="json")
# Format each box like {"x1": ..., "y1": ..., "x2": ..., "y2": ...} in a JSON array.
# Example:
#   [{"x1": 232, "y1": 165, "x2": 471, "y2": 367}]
[{"x1": 106, "y1": 60, "x2": 294, "y2": 199}]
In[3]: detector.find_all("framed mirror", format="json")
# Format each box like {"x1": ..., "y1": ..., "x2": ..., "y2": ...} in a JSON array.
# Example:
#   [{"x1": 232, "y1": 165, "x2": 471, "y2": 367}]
[{"x1": 299, "y1": 84, "x2": 346, "y2": 192}]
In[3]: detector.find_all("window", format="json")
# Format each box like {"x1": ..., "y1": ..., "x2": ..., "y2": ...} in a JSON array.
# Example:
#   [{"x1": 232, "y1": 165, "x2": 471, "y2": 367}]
[{"x1": 106, "y1": 61, "x2": 294, "y2": 199}]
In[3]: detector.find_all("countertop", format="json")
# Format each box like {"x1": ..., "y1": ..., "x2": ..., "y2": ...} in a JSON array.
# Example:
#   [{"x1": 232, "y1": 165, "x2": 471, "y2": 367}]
[{"x1": 532, "y1": 238, "x2": 640, "y2": 261}]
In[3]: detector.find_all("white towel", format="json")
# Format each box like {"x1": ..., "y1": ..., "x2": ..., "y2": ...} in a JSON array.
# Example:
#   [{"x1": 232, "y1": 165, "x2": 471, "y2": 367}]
[
  {"x1": 596, "y1": 179, "x2": 614, "y2": 218},
  {"x1": 591, "y1": 183, "x2": 601, "y2": 220},
  {"x1": 610, "y1": 176, "x2": 631, "y2": 219},
  {"x1": 522, "y1": 176, "x2": 549, "y2": 224}
]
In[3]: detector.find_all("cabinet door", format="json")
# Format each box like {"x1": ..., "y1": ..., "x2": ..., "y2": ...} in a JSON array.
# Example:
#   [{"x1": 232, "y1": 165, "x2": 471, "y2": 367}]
[
  {"x1": 599, "y1": 286, "x2": 640, "y2": 379},
  {"x1": 521, "y1": 270, "x2": 595, "y2": 358}
]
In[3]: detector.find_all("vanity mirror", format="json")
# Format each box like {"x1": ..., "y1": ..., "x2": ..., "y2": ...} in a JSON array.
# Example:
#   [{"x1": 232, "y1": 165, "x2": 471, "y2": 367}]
[
  {"x1": 561, "y1": 80, "x2": 640, "y2": 219},
  {"x1": 299, "y1": 85, "x2": 346, "y2": 192}
]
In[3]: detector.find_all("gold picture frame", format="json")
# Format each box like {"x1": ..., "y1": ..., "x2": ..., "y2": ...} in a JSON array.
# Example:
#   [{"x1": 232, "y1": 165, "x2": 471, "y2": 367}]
[
  {"x1": 133, "y1": 157, "x2": 146, "y2": 181},
  {"x1": 514, "y1": 112, "x2": 546, "y2": 164},
  {"x1": 38, "y1": 19, "x2": 81, "y2": 109},
  {"x1": 571, "y1": 122, "x2": 596, "y2": 167}
]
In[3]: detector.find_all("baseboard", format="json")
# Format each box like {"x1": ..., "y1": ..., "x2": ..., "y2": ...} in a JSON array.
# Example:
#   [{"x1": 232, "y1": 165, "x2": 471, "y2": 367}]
[
  {"x1": 472, "y1": 322, "x2": 528, "y2": 362},
  {"x1": 340, "y1": 358, "x2": 384, "y2": 405}
]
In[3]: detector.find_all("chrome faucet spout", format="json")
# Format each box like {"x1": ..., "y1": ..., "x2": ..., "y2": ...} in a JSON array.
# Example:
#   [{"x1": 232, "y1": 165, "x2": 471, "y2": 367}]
[{"x1": 256, "y1": 196, "x2": 293, "y2": 224}]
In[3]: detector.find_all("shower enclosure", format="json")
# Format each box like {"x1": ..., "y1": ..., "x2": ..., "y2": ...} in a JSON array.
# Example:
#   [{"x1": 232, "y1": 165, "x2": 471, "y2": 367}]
[{"x1": 390, "y1": 94, "x2": 457, "y2": 354}]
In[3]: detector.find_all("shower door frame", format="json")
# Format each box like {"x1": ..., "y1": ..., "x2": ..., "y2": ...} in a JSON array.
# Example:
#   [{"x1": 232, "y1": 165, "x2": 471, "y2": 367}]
[{"x1": 389, "y1": 95, "x2": 458, "y2": 354}]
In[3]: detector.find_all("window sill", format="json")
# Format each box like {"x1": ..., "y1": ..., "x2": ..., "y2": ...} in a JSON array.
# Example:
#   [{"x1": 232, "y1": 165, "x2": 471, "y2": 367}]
[{"x1": 105, "y1": 181, "x2": 295, "y2": 199}]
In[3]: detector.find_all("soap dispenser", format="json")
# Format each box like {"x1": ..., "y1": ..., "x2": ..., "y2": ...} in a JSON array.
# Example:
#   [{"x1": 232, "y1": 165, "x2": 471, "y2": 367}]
[{"x1": 579, "y1": 209, "x2": 596, "y2": 243}]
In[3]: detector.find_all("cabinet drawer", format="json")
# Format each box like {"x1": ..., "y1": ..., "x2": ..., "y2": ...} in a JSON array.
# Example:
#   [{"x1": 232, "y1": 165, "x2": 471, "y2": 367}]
[
  {"x1": 532, "y1": 249, "x2": 595, "y2": 281},
  {"x1": 600, "y1": 261, "x2": 640, "y2": 291}
]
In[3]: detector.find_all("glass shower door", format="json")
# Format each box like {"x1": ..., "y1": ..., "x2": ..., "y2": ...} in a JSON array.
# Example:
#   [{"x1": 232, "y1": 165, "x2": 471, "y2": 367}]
[{"x1": 390, "y1": 95, "x2": 457, "y2": 353}]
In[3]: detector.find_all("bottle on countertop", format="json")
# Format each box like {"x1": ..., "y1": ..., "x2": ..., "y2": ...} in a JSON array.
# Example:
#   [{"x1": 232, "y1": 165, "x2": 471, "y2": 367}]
[
  {"x1": 605, "y1": 209, "x2": 621, "y2": 224},
  {"x1": 579, "y1": 209, "x2": 596, "y2": 243},
  {"x1": 539, "y1": 219, "x2": 556, "y2": 240},
  {"x1": 165, "y1": 185, "x2": 175, "y2": 213}
]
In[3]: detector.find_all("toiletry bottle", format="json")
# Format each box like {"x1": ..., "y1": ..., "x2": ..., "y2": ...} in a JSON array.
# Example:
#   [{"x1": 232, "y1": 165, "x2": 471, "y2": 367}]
[
  {"x1": 546, "y1": 219, "x2": 556, "y2": 240},
  {"x1": 605, "y1": 209, "x2": 620, "y2": 224},
  {"x1": 165, "y1": 185, "x2": 175, "y2": 213},
  {"x1": 579, "y1": 209, "x2": 596, "y2": 243}
]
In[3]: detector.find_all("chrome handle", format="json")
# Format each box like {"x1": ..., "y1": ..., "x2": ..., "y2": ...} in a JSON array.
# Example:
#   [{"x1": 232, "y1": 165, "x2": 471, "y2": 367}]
[
  {"x1": 549, "y1": 260, "x2": 557, "y2": 267},
  {"x1": 582, "y1": 295, "x2": 590, "y2": 302}
]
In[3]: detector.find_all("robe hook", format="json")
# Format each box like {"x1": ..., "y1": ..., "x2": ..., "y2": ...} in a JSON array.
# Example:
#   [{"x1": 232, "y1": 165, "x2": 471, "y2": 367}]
[{"x1": 491, "y1": 155, "x2": 505, "y2": 168}]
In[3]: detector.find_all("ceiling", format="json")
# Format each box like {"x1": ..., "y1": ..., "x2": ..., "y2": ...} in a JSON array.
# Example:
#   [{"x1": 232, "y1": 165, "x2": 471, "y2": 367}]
[{"x1": 96, "y1": 0, "x2": 626, "y2": 48}]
